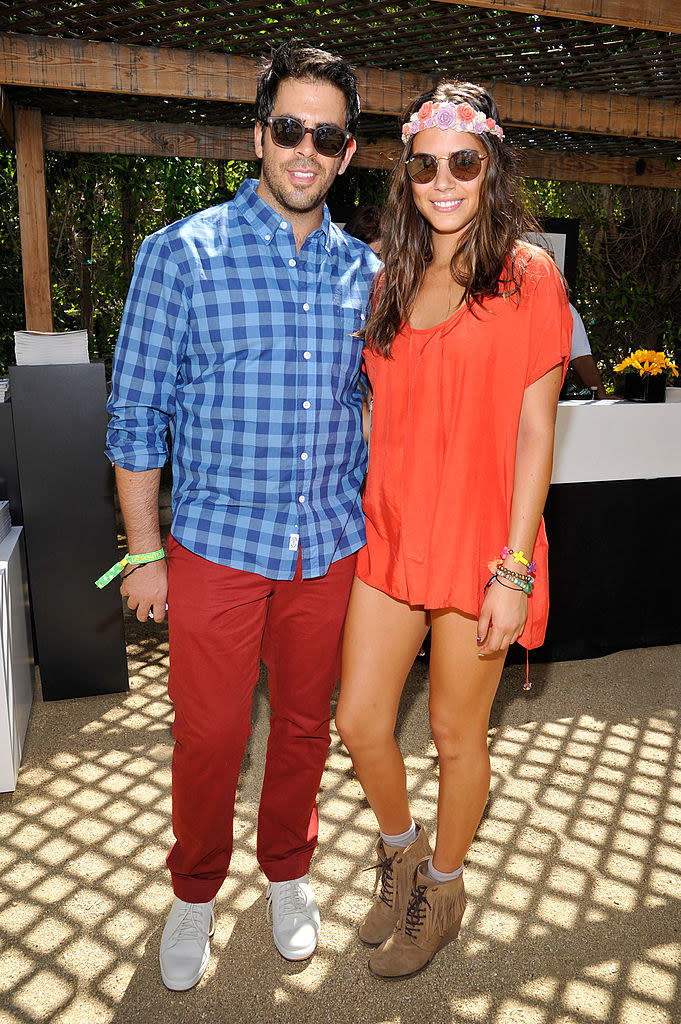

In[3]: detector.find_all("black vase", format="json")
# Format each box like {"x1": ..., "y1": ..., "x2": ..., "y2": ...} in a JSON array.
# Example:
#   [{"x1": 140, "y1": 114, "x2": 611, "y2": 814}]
[{"x1": 623, "y1": 373, "x2": 666, "y2": 403}]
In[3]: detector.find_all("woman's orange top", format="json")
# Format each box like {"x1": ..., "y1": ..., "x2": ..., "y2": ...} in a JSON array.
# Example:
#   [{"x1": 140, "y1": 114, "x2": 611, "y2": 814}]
[{"x1": 356, "y1": 246, "x2": 572, "y2": 649}]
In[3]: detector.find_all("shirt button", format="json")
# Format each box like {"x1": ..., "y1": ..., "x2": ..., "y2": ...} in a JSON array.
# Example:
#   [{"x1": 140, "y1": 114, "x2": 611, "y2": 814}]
[
  {"x1": 288, "y1": 258, "x2": 296, "y2": 267},
  {"x1": 303, "y1": 303, "x2": 310, "y2": 311},
  {"x1": 360, "y1": 313, "x2": 366, "y2": 321},
  {"x1": 265, "y1": 234, "x2": 271, "y2": 241},
  {"x1": 280, "y1": 221, "x2": 288, "y2": 229},
  {"x1": 303, "y1": 351, "x2": 311, "y2": 360},
  {"x1": 298, "y1": 495, "x2": 305, "y2": 503},
  {"x1": 301, "y1": 452, "x2": 308, "y2": 460},
  {"x1": 302, "y1": 400, "x2": 311, "y2": 409}
]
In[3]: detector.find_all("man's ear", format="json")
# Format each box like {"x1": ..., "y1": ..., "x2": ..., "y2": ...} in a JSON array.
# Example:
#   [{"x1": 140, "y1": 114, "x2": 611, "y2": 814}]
[
  {"x1": 337, "y1": 137, "x2": 357, "y2": 177},
  {"x1": 254, "y1": 121, "x2": 264, "y2": 159}
]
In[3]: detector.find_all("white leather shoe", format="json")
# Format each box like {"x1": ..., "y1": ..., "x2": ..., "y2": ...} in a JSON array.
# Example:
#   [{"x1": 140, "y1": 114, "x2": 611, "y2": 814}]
[
  {"x1": 266, "y1": 875, "x2": 320, "y2": 961},
  {"x1": 159, "y1": 897, "x2": 215, "y2": 990}
]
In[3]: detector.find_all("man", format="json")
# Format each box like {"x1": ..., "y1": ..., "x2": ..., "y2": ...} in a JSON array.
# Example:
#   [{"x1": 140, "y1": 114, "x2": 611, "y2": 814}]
[
  {"x1": 106, "y1": 41, "x2": 379, "y2": 990},
  {"x1": 568, "y1": 302, "x2": 608, "y2": 399}
]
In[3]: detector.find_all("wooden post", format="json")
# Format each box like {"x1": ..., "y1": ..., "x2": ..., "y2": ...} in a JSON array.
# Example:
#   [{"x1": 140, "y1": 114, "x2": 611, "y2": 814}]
[{"x1": 15, "y1": 106, "x2": 53, "y2": 332}]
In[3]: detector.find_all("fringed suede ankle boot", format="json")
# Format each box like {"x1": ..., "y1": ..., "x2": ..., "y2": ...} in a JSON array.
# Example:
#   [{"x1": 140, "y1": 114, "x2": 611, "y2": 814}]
[
  {"x1": 368, "y1": 858, "x2": 466, "y2": 978},
  {"x1": 358, "y1": 825, "x2": 432, "y2": 946}
]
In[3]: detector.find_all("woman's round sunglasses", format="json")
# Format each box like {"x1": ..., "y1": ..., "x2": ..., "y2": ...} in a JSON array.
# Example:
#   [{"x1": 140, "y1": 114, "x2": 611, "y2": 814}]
[
  {"x1": 406, "y1": 150, "x2": 488, "y2": 184},
  {"x1": 266, "y1": 115, "x2": 353, "y2": 158}
]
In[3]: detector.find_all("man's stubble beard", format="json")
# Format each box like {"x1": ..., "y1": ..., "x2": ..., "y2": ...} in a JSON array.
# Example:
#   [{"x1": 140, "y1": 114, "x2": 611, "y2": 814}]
[{"x1": 260, "y1": 153, "x2": 337, "y2": 217}]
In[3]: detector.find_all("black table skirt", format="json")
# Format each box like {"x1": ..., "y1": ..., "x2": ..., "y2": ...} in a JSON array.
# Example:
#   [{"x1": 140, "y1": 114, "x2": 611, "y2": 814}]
[{"x1": 507, "y1": 477, "x2": 681, "y2": 664}]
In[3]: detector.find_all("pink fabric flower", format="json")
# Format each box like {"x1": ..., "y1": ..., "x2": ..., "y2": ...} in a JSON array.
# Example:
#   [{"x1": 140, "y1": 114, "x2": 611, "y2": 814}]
[
  {"x1": 434, "y1": 106, "x2": 456, "y2": 129},
  {"x1": 486, "y1": 117, "x2": 496, "y2": 131},
  {"x1": 458, "y1": 103, "x2": 476, "y2": 123},
  {"x1": 418, "y1": 101, "x2": 433, "y2": 120}
]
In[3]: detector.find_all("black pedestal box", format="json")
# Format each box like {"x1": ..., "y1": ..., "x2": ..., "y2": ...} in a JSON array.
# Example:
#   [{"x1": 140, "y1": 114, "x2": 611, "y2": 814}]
[{"x1": 8, "y1": 364, "x2": 128, "y2": 701}]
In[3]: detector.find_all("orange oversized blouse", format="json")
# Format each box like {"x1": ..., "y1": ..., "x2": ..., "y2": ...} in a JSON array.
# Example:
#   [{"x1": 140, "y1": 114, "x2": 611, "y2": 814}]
[{"x1": 355, "y1": 246, "x2": 572, "y2": 649}]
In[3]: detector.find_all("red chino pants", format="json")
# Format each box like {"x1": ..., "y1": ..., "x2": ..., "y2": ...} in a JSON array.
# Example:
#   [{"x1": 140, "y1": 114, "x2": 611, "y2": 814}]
[{"x1": 165, "y1": 533, "x2": 356, "y2": 903}]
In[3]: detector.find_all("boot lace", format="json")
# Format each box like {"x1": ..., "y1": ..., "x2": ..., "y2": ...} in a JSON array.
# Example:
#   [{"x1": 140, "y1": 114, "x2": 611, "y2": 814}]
[
  {"x1": 365, "y1": 849, "x2": 398, "y2": 907},
  {"x1": 404, "y1": 884, "x2": 431, "y2": 939},
  {"x1": 266, "y1": 880, "x2": 307, "y2": 923}
]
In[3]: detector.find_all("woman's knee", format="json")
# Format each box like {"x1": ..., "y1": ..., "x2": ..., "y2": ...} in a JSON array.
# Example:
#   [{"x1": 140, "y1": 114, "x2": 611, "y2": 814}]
[
  {"x1": 336, "y1": 701, "x2": 391, "y2": 754},
  {"x1": 429, "y1": 708, "x2": 487, "y2": 762}
]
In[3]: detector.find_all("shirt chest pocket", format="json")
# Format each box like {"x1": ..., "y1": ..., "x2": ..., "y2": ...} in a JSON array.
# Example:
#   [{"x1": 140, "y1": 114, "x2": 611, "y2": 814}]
[{"x1": 329, "y1": 303, "x2": 365, "y2": 398}]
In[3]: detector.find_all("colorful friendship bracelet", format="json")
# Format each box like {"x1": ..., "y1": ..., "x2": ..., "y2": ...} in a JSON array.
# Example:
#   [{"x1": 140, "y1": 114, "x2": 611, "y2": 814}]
[{"x1": 94, "y1": 547, "x2": 165, "y2": 589}]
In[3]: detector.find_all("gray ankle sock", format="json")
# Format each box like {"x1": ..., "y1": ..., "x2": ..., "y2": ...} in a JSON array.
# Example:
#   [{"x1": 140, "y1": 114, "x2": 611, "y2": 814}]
[
  {"x1": 425, "y1": 857, "x2": 463, "y2": 882},
  {"x1": 380, "y1": 820, "x2": 417, "y2": 848}
]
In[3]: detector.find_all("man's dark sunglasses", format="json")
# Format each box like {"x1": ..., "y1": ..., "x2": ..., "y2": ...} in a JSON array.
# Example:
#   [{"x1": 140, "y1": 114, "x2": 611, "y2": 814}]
[
  {"x1": 266, "y1": 116, "x2": 353, "y2": 158},
  {"x1": 406, "y1": 150, "x2": 488, "y2": 184}
]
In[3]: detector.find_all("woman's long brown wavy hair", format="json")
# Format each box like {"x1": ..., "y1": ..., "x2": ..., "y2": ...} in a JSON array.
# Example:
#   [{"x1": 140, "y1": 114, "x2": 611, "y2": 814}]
[{"x1": 366, "y1": 80, "x2": 539, "y2": 357}]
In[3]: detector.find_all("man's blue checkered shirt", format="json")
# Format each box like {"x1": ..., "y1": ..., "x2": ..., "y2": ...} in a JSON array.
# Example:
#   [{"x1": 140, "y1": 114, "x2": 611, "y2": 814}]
[{"x1": 106, "y1": 178, "x2": 380, "y2": 579}]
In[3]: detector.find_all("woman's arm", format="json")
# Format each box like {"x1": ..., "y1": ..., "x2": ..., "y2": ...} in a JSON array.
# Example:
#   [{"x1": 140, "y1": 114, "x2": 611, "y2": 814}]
[
  {"x1": 362, "y1": 386, "x2": 373, "y2": 445},
  {"x1": 477, "y1": 362, "x2": 563, "y2": 655}
]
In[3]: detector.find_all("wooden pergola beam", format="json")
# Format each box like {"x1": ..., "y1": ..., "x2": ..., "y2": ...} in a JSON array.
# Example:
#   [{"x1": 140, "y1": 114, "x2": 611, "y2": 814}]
[
  {"x1": 43, "y1": 115, "x2": 681, "y2": 189},
  {"x1": 432, "y1": 1, "x2": 681, "y2": 33},
  {"x1": 3, "y1": 32, "x2": 681, "y2": 142},
  {"x1": 15, "y1": 107, "x2": 52, "y2": 331},
  {"x1": 0, "y1": 86, "x2": 14, "y2": 145}
]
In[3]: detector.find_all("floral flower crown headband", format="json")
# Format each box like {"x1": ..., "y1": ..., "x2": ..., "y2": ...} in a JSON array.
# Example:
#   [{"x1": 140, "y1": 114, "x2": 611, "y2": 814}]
[{"x1": 401, "y1": 100, "x2": 505, "y2": 144}]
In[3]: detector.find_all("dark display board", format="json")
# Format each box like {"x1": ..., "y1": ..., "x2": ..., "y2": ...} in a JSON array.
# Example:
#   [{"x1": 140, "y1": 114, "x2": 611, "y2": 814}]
[{"x1": 9, "y1": 364, "x2": 128, "y2": 700}]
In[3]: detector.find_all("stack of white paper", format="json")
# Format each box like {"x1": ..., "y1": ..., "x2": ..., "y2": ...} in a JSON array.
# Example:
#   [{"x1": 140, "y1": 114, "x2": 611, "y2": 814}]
[
  {"x1": 0, "y1": 502, "x2": 11, "y2": 545},
  {"x1": 14, "y1": 330, "x2": 89, "y2": 366},
  {"x1": 0, "y1": 380, "x2": 9, "y2": 402}
]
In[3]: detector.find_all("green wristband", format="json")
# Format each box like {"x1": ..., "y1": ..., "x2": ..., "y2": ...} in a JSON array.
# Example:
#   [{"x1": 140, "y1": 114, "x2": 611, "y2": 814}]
[{"x1": 94, "y1": 547, "x2": 165, "y2": 589}]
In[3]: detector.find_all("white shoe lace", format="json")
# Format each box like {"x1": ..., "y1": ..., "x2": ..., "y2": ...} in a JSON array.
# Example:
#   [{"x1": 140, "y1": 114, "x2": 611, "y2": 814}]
[
  {"x1": 267, "y1": 881, "x2": 307, "y2": 923},
  {"x1": 172, "y1": 903, "x2": 215, "y2": 941}
]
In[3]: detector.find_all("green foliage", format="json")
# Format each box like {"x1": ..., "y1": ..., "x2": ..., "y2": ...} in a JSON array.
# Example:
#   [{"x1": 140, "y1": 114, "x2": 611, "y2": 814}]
[
  {"x1": 0, "y1": 148, "x2": 256, "y2": 376},
  {"x1": 527, "y1": 180, "x2": 681, "y2": 386},
  {"x1": 1, "y1": 147, "x2": 679, "y2": 387},
  {"x1": 0, "y1": 146, "x2": 24, "y2": 374}
]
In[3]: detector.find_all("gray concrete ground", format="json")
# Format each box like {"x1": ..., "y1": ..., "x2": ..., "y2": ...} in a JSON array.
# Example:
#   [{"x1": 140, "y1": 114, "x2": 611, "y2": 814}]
[{"x1": 0, "y1": 617, "x2": 679, "y2": 1024}]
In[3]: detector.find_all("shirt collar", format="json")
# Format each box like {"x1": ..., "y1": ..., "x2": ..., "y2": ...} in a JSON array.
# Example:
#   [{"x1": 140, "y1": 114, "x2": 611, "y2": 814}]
[{"x1": 234, "y1": 178, "x2": 332, "y2": 251}]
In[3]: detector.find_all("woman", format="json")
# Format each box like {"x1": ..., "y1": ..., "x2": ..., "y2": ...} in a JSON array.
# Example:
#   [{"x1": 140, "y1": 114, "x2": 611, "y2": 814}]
[{"x1": 336, "y1": 81, "x2": 571, "y2": 979}]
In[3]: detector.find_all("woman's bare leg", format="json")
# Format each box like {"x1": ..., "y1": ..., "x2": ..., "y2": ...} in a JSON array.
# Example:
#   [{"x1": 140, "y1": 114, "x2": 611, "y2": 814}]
[
  {"x1": 428, "y1": 608, "x2": 506, "y2": 871},
  {"x1": 336, "y1": 578, "x2": 429, "y2": 835}
]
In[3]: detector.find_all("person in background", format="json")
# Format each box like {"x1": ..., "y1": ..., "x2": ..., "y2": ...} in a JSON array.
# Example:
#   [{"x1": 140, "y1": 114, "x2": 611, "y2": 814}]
[
  {"x1": 106, "y1": 40, "x2": 379, "y2": 991},
  {"x1": 568, "y1": 302, "x2": 608, "y2": 398},
  {"x1": 336, "y1": 79, "x2": 571, "y2": 979},
  {"x1": 344, "y1": 204, "x2": 384, "y2": 254}
]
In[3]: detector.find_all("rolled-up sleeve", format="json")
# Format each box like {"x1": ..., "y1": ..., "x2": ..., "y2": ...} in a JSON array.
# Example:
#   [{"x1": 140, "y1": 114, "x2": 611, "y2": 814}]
[{"x1": 106, "y1": 232, "x2": 188, "y2": 470}]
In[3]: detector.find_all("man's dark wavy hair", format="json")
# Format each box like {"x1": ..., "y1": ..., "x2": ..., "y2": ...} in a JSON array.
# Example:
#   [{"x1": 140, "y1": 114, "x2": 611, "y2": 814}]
[
  {"x1": 255, "y1": 39, "x2": 361, "y2": 133},
  {"x1": 365, "y1": 80, "x2": 539, "y2": 358}
]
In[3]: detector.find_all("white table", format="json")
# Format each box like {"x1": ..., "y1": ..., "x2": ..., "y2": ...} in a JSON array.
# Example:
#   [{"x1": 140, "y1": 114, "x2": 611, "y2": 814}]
[
  {"x1": 518, "y1": 391, "x2": 681, "y2": 661},
  {"x1": 552, "y1": 390, "x2": 681, "y2": 484}
]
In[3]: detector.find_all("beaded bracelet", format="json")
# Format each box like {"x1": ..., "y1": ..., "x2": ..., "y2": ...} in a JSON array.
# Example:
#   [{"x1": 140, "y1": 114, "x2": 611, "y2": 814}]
[
  {"x1": 483, "y1": 571, "x2": 533, "y2": 597},
  {"x1": 495, "y1": 575, "x2": 532, "y2": 596},
  {"x1": 497, "y1": 565, "x2": 533, "y2": 584},
  {"x1": 94, "y1": 547, "x2": 165, "y2": 589},
  {"x1": 488, "y1": 559, "x2": 534, "y2": 583},
  {"x1": 501, "y1": 546, "x2": 536, "y2": 574},
  {"x1": 495, "y1": 567, "x2": 534, "y2": 595}
]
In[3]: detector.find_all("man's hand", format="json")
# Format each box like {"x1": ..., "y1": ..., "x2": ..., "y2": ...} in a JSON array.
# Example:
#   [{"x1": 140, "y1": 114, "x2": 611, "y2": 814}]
[{"x1": 120, "y1": 558, "x2": 168, "y2": 622}]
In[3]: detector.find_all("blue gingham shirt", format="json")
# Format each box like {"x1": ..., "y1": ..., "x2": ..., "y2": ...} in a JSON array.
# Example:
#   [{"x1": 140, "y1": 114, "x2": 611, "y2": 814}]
[{"x1": 106, "y1": 179, "x2": 379, "y2": 579}]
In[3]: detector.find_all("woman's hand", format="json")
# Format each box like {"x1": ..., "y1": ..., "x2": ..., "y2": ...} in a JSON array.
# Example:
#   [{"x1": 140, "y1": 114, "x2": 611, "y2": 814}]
[{"x1": 476, "y1": 580, "x2": 528, "y2": 656}]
